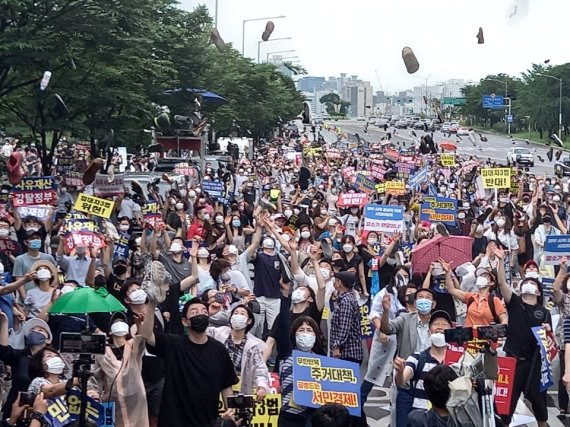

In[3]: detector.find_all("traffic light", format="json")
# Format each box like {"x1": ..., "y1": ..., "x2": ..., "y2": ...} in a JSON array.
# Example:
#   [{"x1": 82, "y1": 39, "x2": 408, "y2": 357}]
[{"x1": 261, "y1": 21, "x2": 275, "y2": 41}]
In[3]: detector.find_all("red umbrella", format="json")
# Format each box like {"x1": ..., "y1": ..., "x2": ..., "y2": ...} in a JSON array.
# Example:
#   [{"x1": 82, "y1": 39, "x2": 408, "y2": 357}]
[
  {"x1": 411, "y1": 235, "x2": 473, "y2": 273},
  {"x1": 439, "y1": 141, "x2": 457, "y2": 151}
]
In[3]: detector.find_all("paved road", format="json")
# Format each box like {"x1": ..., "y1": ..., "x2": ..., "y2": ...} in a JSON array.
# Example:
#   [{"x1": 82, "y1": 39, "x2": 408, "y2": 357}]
[{"x1": 328, "y1": 119, "x2": 563, "y2": 177}]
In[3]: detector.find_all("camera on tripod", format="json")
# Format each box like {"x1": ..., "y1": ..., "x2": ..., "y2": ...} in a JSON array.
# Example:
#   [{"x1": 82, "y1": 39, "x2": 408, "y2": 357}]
[{"x1": 227, "y1": 394, "x2": 254, "y2": 427}]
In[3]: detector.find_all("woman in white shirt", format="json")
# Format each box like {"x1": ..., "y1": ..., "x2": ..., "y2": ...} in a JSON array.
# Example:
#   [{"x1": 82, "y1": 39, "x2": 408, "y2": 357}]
[{"x1": 483, "y1": 215, "x2": 518, "y2": 270}]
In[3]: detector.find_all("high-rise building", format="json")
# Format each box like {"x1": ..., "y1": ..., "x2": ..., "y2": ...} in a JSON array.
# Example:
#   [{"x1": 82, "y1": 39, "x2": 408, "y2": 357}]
[
  {"x1": 296, "y1": 77, "x2": 326, "y2": 92},
  {"x1": 343, "y1": 79, "x2": 373, "y2": 117}
]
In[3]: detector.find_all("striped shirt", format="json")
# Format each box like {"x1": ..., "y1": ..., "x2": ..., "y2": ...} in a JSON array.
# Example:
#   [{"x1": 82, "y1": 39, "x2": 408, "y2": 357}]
[
  {"x1": 405, "y1": 349, "x2": 441, "y2": 409},
  {"x1": 279, "y1": 355, "x2": 311, "y2": 419},
  {"x1": 563, "y1": 314, "x2": 570, "y2": 344}
]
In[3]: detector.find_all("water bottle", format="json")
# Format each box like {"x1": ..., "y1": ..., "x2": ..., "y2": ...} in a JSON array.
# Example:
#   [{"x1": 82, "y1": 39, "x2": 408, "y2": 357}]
[{"x1": 40, "y1": 71, "x2": 51, "y2": 91}]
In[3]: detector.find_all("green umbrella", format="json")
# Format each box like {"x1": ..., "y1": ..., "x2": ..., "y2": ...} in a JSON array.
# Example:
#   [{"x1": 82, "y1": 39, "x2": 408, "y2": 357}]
[{"x1": 49, "y1": 287, "x2": 126, "y2": 314}]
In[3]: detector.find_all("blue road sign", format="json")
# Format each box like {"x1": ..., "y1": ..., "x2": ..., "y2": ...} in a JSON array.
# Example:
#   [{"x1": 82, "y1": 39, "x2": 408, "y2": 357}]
[
  {"x1": 482, "y1": 95, "x2": 504, "y2": 109},
  {"x1": 506, "y1": 114, "x2": 513, "y2": 123}
]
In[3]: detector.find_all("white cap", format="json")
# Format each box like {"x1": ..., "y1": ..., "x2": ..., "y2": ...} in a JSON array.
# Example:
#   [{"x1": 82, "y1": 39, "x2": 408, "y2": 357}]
[{"x1": 23, "y1": 318, "x2": 52, "y2": 342}]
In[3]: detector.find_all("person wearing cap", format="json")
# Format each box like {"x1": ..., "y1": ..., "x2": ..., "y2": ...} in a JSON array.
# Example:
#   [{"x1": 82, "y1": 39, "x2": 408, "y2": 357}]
[
  {"x1": 329, "y1": 271, "x2": 363, "y2": 364},
  {"x1": 0, "y1": 315, "x2": 53, "y2": 418},
  {"x1": 12, "y1": 210, "x2": 51, "y2": 253},
  {"x1": 441, "y1": 259, "x2": 507, "y2": 327},
  {"x1": 495, "y1": 246, "x2": 551, "y2": 427},
  {"x1": 222, "y1": 244, "x2": 253, "y2": 290},
  {"x1": 394, "y1": 310, "x2": 452, "y2": 412},
  {"x1": 55, "y1": 238, "x2": 91, "y2": 286},
  {"x1": 141, "y1": 297, "x2": 238, "y2": 427},
  {"x1": 12, "y1": 230, "x2": 56, "y2": 296}
]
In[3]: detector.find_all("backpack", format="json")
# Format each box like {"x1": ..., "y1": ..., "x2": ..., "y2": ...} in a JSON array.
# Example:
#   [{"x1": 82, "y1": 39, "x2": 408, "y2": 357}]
[{"x1": 466, "y1": 293, "x2": 500, "y2": 324}]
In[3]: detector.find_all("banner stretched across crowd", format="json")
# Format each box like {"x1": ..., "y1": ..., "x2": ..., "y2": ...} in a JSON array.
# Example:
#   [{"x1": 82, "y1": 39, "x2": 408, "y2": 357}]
[{"x1": 0, "y1": 123, "x2": 569, "y2": 427}]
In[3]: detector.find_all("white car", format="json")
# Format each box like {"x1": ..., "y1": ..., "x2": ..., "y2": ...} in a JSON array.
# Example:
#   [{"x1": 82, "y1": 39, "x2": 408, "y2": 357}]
[
  {"x1": 457, "y1": 127, "x2": 470, "y2": 136},
  {"x1": 357, "y1": 115, "x2": 366, "y2": 121},
  {"x1": 441, "y1": 122, "x2": 451, "y2": 132},
  {"x1": 507, "y1": 147, "x2": 534, "y2": 167}
]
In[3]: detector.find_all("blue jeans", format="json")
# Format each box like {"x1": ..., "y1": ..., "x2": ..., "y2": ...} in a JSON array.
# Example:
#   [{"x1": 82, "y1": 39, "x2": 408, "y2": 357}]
[{"x1": 396, "y1": 386, "x2": 414, "y2": 427}]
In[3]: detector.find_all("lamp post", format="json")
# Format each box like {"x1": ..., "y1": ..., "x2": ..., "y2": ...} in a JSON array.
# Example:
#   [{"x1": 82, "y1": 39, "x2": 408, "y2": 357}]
[
  {"x1": 486, "y1": 78, "x2": 510, "y2": 134},
  {"x1": 266, "y1": 49, "x2": 295, "y2": 64},
  {"x1": 524, "y1": 115, "x2": 531, "y2": 139},
  {"x1": 536, "y1": 73, "x2": 563, "y2": 140},
  {"x1": 242, "y1": 15, "x2": 286, "y2": 56},
  {"x1": 257, "y1": 37, "x2": 292, "y2": 63}
]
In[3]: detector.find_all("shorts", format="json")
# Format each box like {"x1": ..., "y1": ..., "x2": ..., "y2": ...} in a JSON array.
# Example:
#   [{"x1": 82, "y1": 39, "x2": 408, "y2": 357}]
[{"x1": 144, "y1": 377, "x2": 165, "y2": 418}]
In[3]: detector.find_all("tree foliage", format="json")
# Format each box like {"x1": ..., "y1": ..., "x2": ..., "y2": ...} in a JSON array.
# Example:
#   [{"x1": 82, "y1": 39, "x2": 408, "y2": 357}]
[{"x1": 319, "y1": 92, "x2": 350, "y2": 115}]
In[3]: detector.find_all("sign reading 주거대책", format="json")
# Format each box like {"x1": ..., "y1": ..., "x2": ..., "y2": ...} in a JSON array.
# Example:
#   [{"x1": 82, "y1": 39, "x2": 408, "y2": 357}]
[
  {"x1": 420, "y1": 196, "x2": 457, "y2": 225},
  {"x1": 363, "y1": 204, "x2": 404, "y2": 234},
  {"x1": 292, "y1": 350, "x2": 361, "y2": 416}
]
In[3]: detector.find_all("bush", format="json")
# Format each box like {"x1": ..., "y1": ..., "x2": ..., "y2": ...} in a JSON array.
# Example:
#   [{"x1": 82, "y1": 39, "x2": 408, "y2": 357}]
[{"x1": 492, "y1": 122, "x2": 508, "y2": 133}]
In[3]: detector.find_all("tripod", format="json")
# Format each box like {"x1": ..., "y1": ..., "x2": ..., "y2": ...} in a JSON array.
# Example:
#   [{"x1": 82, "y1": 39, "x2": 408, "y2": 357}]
[
  {"x1": 74, "y1": 354, "x2": 95, "y2": 427},
  {"x1": 473, "y1": 343, "x2": 499, "y2": 427}
]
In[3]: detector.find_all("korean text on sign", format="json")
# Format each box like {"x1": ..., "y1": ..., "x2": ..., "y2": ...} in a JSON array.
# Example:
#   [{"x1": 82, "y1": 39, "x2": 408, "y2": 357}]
[
  {"x1": 74, "y1": 193, "x2": 115, "y2": 218},
  {"x1": 543, "y1": 234, "x2": 570, "y2": 265},
  {"x1": 363, "y1": 204, "x2": 404, "y2": 234},
  {"x1": 292, "y1": 350, "x2": 361, "y2": 416},
  {"x1": 337, "y1": 193, "x2": 369, "y2": 208},
  {"x1": 440, "y1": 154, "x2": 456, "y2": 167},
  {"x1": 12, "y1": 177, "x2": 57, "y2": 207},
  {"x1": 481, "y1": 168, "x2": 511, "y2": 189}
]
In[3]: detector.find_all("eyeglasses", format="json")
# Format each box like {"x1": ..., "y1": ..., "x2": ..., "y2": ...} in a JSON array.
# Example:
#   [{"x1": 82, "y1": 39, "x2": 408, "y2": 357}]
[{"x1": 431, "y1": 322, "x2": 450, "y2": 328}]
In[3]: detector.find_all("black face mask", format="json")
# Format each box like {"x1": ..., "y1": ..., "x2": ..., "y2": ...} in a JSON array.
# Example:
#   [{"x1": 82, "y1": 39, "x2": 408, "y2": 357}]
[
  {"x1": 114, "y1": 265, "x2": 128, "y2": 276},
  {"x1": 94, "y1": 275, "x2": 107, "y2": 288},
  {"x1": 189, "y1": 315, "x2": 209, "y2": 333},
  {"x1": 406, "y1": 293, "x2": 416, "y2": 305}
]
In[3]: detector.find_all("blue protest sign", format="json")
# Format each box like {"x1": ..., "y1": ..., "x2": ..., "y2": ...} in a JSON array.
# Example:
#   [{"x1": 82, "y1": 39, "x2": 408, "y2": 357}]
[
  {"x1": 428, "y1": 183, "x2": 437, "y2": 197},
  {"x1": 542, "y1": 277, "x2": 554, "y2": 299},
  {"x1": 113, "y1": 232, "x2": 130, "y2": 260},
  {"x1": 363, "y1": 204, "x2": 404, "y2": 234},
  {"x1": 420, "y1": 197, "x2": 457, "y2": 225},
  {"x1": 532, "y1": 326, "x2": 554, "y2": 392},
  {"x1": 44, "y1": 391, "x2": 105, "y2": 427},
  {"x1": 353, "y1": 174, "x2": 376, "y2": 194},
  {"x1": 359, "y1": 301, "x2": 374, "y2": 339},
  {"x1": 543, "y1": 235, "x2": 570, "y2": 265},
  {"x1": 202, "y1": 180, "x2": 225, "y2": 198},
  {"x1": 409, "y1": 167, "x2": 428, "y2": 188},
  {"x1": 292, "y1": 350, "x2": 361, "y2": 416},
  {"x1": 101, "y1": 402, "x2": 116, "y2": 427}
]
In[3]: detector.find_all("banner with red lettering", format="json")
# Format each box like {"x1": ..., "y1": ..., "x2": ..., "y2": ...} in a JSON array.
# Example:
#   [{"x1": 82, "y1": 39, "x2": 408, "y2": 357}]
[
  {"x1": 494, "y1": 356, "x2": 517, "y2": 415},
  {"x1": 337, "y1": 193, "x2": 369, "y2": 208},
  {"x1": 12, "y1": 177, "x2": 57, "y2": 207}
]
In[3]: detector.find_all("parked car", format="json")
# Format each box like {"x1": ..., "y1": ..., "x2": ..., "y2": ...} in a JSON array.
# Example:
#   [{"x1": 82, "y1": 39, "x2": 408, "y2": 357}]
[
  {"x1": 457, "y1": 127, "x2": 470, "y2": 136},
  {"x1": 357, "y1": 115, "x2": 366, "y2": 121},
  {"x1": 390, "y1": 117, "x2": 400, "y2": 125},
  {"x1": 507, "y1": 147, "x2": 534, "y2": 167},
  {"x1": 555, "y1": 156, "x2": 570, "y2": 177},
  {"x1": 395, "y1": 120, "x2": 408, "y2": 129}
]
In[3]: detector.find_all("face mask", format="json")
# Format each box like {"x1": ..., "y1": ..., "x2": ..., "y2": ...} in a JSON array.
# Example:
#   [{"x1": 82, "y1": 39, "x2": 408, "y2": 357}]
[
  {"x1": 283, "y1": 234, "x2": 291, "y2": 242},
  {"x1": 457, "y1": 212, "x2": 466, "y2": 219},
  {"x1": 230, "y1": 314, "x2": 249, "y2": 330},
  {"x1": 525, "y1": 271, "x2": 540, "y2": 279},
  {"x1": 262, "y1": 239, "x2": 275, "y2": 249},
  {"x1": 180, "y1": 189, "x2": 187, "y2": 197},
  {"x1": 215, "y1": 216, "x2": 224, "y2": 224},
  {"x1": 429, "y1": 332, "x2": 447, "y2": 348},
  {"x1": 202, "y1": 213, "x2": 210, "y2": 222},
  {"x1": 119, "y1": 224, "x2": 130, "y2": 232},
  {"x1": 232, "y1": 220, "x2": 241, "y2": 228},
  {"x1": 61, "y1": 285, "x2": 75, "y2": 295},
  {"x1": 110, "y1": 321, "x2": 129, "y2": 337},
  {"x1": 406, "y1": 293, "x2": 416, "y2": 305},
  {"x1": 45, "y1": 356, "x2": 66, "y2": 375},
  {"x1": 36, "y1": 268, "x2": 51, "y2": 281},
  {"x1": 26, "y1": 226, "x2": 40, "y2": 232},
  {"x1": 432, "y1": 267, "x2": 444, "y2": 277},
  {"x1": 0, "y1": 229, "x2": 8, "y2": 238},
  {"x1": 499, "y1": 197, "x2": 508, "y2": 204},
  {"x1": 476, "y1": 225, "x2": 484, "y2": 234},
  {"x1": 300, "y1": 231, "x2": 311, "y2": 239},
  {"x1": 291, "y1": 288, "x2": 306, "y2": 304},
  {"x1": 320, "y1": 268, "x2": 331, "y2": 280},
  {"x1": 25, "y1": 331, "x2": 47, "y2": 347},
  {"x1": 350, "y1": 208, "x2": 359, "y2": 214},
  {"x1": 496, "y1": 218, "x2": 506, "y2": 228},
  {"x1": 189, "y1": 314, "x2": 209, "y2": 333},
  {"x1": 189, "y1": 191, "x2": 196, "y2": 198},
  {"x1": 60, "y1": 188, "x2": 67, "y2": 193},
  {"x1": 521, "y1": 283, "x2": 538, "y2": 296},
  {"x1": 368, "y1": 238, "x2": 378, "y2": 245},
  {"x1": 396, "y1": 274, "x2": 409, "y2": 287},
  {"x1": 293, "y1": 208, "x2": 300, "y2": 215},
  {"x1": 284, "y1": 209, "x2": 293, "y2": 218},
  {"x1": 29, "y1": 239, "x2": 42, "y2": 250},
  {"x1": 415, "y1": 298, "x2": 432, "y2": 315},
  {"x1": 114, "y1": 263, "x2": 127, "y2": 275},
  {"x1": 475, "y1": 276, "x2": 489, "y2": 289},
  {"x1": 170, "y1": 242, "x2": 183, "y2": 253},
  {"x1": 198, "y1": 249, "x2": 210, "y2": 258},
  {"x1": 176, "y1": 203, "x2": 184, "y2": 210},
  {"x1": 129, "y1": 289, "x2": 147, "y2": 305},
  {"x1": 342, "y1": 244, "x2": 353, "y2": 253},
  {"x1": 295, "y1": 332, "x2": 316, "y2": 352}
]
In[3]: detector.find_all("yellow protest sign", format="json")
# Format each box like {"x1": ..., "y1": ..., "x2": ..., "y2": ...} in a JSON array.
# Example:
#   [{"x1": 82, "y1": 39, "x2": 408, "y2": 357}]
[
  {"x1": 385, "y1": 181, "x2": 406, "y2": 195},
  {"x1": 481, "y1": 168, "x2": 512, "y2": 189},
  {"x1": 74, "y1": 193, "x2": 115, "y2": 219},
  {"x1": 440, "y1": 154, "x2": 456, "y2": 167},
  {"x1": 218, "y1": 394, "x2": 281, "y2": 425},
  {"x1": 375, "y1": 183, "x2": 385, "y2": 194}
]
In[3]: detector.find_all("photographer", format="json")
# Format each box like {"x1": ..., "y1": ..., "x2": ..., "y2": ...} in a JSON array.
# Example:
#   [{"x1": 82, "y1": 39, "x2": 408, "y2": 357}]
[{"x1": 495, "y1": 246, "x2": 551, "y2": 427}]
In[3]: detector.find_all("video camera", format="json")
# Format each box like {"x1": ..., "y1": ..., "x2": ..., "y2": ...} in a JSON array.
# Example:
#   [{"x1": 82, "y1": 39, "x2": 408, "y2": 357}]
[
  {"x1": 444, "y1": 324, "x2": 507, "y2": 345},
  {"x1": 227, "y1": 394, "x2": 254, "y2": 427},
  {"x1": 60, "y1": 332, "x2": 107, "y2": 355}
]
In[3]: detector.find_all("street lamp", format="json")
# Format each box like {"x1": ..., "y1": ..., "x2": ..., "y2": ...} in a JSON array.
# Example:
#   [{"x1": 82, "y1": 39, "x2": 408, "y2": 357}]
[
  {"x1": 536, "y1": 72, "x2": 563, "y2": 140},
  {"x1": 266, "y1": 50, "x2": 295, "y2": 63},
  {"x1": 486, "y1": 78, "x2": 511, "y2": 134},
  {"x1": 242, "y1": 15, "x2": 286, "y2": 55},
  {"x1": 257, "y1": 37, "x2": 292, "y2": 63}
]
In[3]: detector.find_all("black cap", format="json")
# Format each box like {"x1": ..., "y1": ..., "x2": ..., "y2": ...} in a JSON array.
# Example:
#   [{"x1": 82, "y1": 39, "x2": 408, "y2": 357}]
[
  {"x1": 25, "y1": 230, "x2": 41, "y2": 239},
  {"x1": 429, "y1": 310, "x2": 452, "y2": 327},
  {"x1": 416, "y1": 287, "x2": 436, "y2": 300},
  {"x1": 334, "y1": 271, "x2": 355, "y2": 289}
]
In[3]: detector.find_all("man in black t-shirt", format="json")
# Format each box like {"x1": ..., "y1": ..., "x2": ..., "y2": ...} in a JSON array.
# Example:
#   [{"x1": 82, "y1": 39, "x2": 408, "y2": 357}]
[
  {"x1": 141, "y1": 298, "x2": 238, "y2": 427},
  {"x1": 496, "y1": 247, "x2": 550, "y2": 427}
]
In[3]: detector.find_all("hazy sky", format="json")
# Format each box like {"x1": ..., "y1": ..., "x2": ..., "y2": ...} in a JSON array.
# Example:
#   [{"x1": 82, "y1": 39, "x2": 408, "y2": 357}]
[{"x1": 179, "y1": 0, "x2": 567, "y2": 93}]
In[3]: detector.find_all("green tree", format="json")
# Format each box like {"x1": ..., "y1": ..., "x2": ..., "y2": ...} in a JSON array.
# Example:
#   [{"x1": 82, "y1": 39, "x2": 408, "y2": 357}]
[{"x1": 319, "y1": 93, "x2": 349, "y2": 115}]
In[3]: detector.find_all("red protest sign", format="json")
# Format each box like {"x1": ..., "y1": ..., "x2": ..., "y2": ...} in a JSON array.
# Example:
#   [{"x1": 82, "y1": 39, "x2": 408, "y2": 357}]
[
  {"x1": 444, "y1": 344, "x2": 465, "y2": 365},
  {"x1": 494, "y1": 356, "x2": 517, "y2": 416},
  {"x1": 12, "y1": 177, "x2": 57, "y2": 207},
  {"x1": 338, "y1": 193, "x2": 369, "y2": 208},
  {"x1": 0, "y1": 238, "x2": 19, "y2": 253},
  {"x1": 63, "y1": 232, "x2": 106, "y2": 254},
  {"x1": 370, "y1": 165, "x2": 386, "y2": 180}
]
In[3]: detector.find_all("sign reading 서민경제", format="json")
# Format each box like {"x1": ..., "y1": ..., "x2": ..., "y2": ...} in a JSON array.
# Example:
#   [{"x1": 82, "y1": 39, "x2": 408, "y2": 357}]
[
  {"x1": 363, "y1": 204, "x2": 404, "y2": 234},
  {"x1": 420, "y1": 196, "x2": 457, "y2": 225},
  {"x1": 481, "y1": 168, "x2": 511, "y2": 189},
  {"x1": 292, "y1": 350, "x2": 361, "y2": 416},
  {"x1": 543, "y1": 235, "x2": 570, "y2": 265}
]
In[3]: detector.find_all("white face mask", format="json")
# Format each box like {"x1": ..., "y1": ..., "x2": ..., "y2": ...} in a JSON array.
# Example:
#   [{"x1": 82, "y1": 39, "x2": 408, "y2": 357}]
[
  {"x1": 342, "y1": 244, "x2": 353, "y2": 253},
  {"x1": 291, "y1": 288, "x2": 306, "y2": 304},
  {"x1": 284, "y1": 209, "x2": 293, "y2": 218},
  {"x1": 300, "y1": 231, "x2": 311, "y2": 239},
  {"x1": 215, "y1": 216, "x2": 224, "y2": 224},
  {"x1": 521, "y1": 283, "x2": 538, "y2": 296},
  {"x1": 230, "y1": 314, "x2": 248, "y2": 331},
  {"x1": 202, "y1": 213, "x2": 210, "y2": 222},
  {"x1": 262, "y1": 239, "x2": 275, "y2": 249},
  {"x1": 45, "y1": 356, "x2": 66, "y2": 375},
  {"x1": 476, "y1": 225, "x2": 484, "y2": 234},
  {"x1": 0, "y1": 229, "x2": 9, "y2": 237},
  {"x1": 170, "y1": 242, "x2": 183, "y2": 253},
  {"x1": 110, "y1": 321, "x2": 129, "y2": 337},
  {"x1": 295, "y1": 332, "x2": 316, "y2": 352},
  {"x1": 457, "y1": 212, "x2": 466, "y2": 219},
  {"x1": 36, "y1": 268, "x2": 52, "y2": 281},
  {"x1": 525, "y1": 271, "x2": 539, "y2": 279},
  {"x1": 60, "y1": 285, "x2": 75, "y2": 295},
  {"x1": 176, "y1": 203, "x2": 184, "y2": 210},
  {"x1": 119, "y1": 224, "x2": 129, "y2": 232},
  {"x1": 429, "y1": 332, "x2": 447, "y2": 348},
  {"x1": 496, "y1": 218, "x2": 506, "y2": 228},
  {"x1": 129, "y1": 289, "x2": 147, "y2": 305},
  {"x1": 198, "y1": 249, "x2": 210, "y2": 258},
  {"x1": 475, "y1": 276, "x2": 489, "y2": 289},
  {"x1": 319, "y1": 268, "x2": 331, "y2": 280}
]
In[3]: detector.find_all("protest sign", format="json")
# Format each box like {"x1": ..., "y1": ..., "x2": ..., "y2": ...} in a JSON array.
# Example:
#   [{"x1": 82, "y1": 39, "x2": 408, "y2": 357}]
[
  {"x1": 142, "y1": 202, "x2": 165, "y2": 229},
  {"x1": 16, "y1": 205, "x2": 52, "y2": 221},
  {"x1": 481, "y1": 168, "x2": 511, "y2": 189},
  {"x1": 494, "y1": 356, "x2": 517, "y2": 415},
  {"x1": 202, "y1": 180, "x2": 225, "y2": 198},
  {"x1": 542, "y1": 277, "x2": 554, "y2": 299},
  {"x1": 444, "y1": 344, "x2": 465, "y2": 365},
  {"x1": 375, "y1": 183, "x2": 385, "y2": 194},
  {"x1": 45, "y1": 391, "x2": 105, "y2": 427},
  {"x1": 440, "y1": 154, "x2": 456, "y2": 167},
  {"x1": 337, "y1": 193, "x2": 369, "y2": 208},
  {"x1": 64, "y1": 171, "x2": 84, "y2": 189},
  {"x1": 395, "y1": 162, "x2": 415, "y2": 180},
  {"x1": 94, "y1": 173, "x2": 125, "y2": 197},
  {"x1": 74, "y1": 194, "x2": 115, "y2": 219},
  {"x1": 342, "y1": 167, "x2": 355, "y2": 180},
  {"x1": 174, "y1": 162, "x2": 196, "y2": 176},
  {"x1": 420, "y1": 197, "x2": 457, "y2": 225},
  {"x1": 218, "y1": 394, "x2": 281, "y2": 425},
  {"x1": 532, "y1": 326, "x2": 554, "y2": 392},
  {"x1": 114, "y1": 232, "x2": 130, "y2": 259},
  {"x1": 63, "y1": 232, "x2": 105, "y2": 253},
  {"x1": 292, "y1": 350, "x2": 360, "y2": 416},
  {"x1": 62, "y1": 217, "x2": 98, "y2": 234},
  {"x1": 0, "y1": 238, "x2": 18, "y2": 253},
  {"x1": 359, "y1": 302, "x2": 374, "y2": 339},
  {"x1": 543, "y1": 235, "x2": 570, "y2": 265},
  {"x1": 12, "y1": 177, "x2": 57, "y2": 207},
  {"x1": 409, "y1": 167, "x2": 428, "y2": 188},
  {"x1": 385, "y1": 181, "x2": 406, "y2": 196},
  {"x1": 353, "y1": 174, "x2": 376, "y2": 194},
  {"x1": 370, "y1": 164, "x2": 386, "y2": 180},
  {"x1": 363, "y1": 205, "x2": 404, "y2": 234}
]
